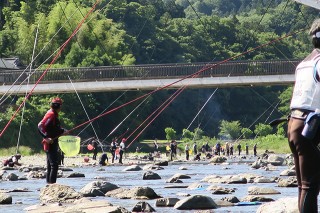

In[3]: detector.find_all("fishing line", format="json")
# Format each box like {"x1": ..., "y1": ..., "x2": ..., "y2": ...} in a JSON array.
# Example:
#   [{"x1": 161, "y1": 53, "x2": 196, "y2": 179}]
[
  {"x1": 127, "y1": 84, "x2": 187, "y2": 148},
  {"x1": 68, "y1": 76, "x2": 104, "y2": 152},
  {"x1": 125, "y1": 87, "x2": 186, "y2": 142},
  {"x1": 101, "y1": 94, "x2": 151, "y2": 143},
  {"x1": 185, "y1": 88, "x2": 218, "y2": 131},
  {"x1": 16, "y1": 24, "x2": 39, "y2": 154},
  {"x1": 0, "y1": 0, "x2": 100, "y2": 138}
]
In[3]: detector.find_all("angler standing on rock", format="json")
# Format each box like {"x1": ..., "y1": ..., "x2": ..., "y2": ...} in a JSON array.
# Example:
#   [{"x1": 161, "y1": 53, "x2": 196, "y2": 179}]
[
  {"x1": 38, "y1": 97, "x2": 66, "y2": 184},
  {"x1": 287, "y1": 18, "x2": 320, "y2": 213}
]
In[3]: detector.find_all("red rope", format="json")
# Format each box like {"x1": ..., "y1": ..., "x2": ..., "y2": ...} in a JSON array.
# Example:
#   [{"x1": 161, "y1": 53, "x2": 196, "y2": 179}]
[{"x1": 0, "y1": 1, "x2": 100, "y2": 138}]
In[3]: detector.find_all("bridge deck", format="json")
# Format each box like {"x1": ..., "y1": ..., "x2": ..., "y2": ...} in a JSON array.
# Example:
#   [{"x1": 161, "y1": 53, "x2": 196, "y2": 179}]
[{"x1": 0, "y1": 59, "x2": 299, "y2": 94}]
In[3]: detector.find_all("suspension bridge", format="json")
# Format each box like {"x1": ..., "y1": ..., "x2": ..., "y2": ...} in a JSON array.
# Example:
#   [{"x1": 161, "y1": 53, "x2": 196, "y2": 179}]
[{"x1": 0, "y1": 59, "x2": 299, "y2": 95}]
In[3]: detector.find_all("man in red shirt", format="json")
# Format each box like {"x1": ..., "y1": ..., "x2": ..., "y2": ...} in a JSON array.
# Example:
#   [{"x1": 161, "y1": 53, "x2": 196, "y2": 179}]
[{"x1": 38, "y1": 97, "x2": 66, "y2": 184}]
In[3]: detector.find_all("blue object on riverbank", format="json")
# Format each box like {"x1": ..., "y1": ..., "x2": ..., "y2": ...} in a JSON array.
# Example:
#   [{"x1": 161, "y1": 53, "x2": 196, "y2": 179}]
[{"x1": 235, "y1": 201, "x2": 262, "y2": 206}]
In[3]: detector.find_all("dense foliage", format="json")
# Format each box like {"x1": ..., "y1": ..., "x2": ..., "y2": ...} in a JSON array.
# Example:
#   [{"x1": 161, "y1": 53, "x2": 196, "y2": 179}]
[{"x1": 0, "y1": 0, "x2": 317, "y2": 151}]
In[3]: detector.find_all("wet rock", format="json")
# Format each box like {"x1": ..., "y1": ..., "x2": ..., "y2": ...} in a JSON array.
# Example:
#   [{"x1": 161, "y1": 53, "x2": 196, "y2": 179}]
[
  {"x1": 221, "y1": 196, "x2": 240, "y2": 203},
  {"x1": 143, "y1": 171, "x2": 161, "y2": 180},
  {"x1": 267, "y1": 154, "x2": 285, "y2": 166},
  {"x1": 26, "y1": 171, "x2": 46, "y2": 179},
  {"x1": 280, "y1": 169, "x2": 296, "y2": 176},
  {"x1": 66, "y1": 200, "x2": 130, "y2": 213},
  {"x1": 5, "y1": 173, "x2": 19, "y2": 181},
  {"x1": 40, "y1": 184, "x2": 83, "y2": 203},
  {"x1": 256, "y1": 197, "x2": 298, "y2": 213},
  {"x1": 210, "y1": 156, "x2": 227, "y2": 163},
  {"x1": 241, "y1": 195, "x2": 274, "y2": 202},
  {"x1": 156, "y1": 197, "x2": 180, "y2": 207},
  {"x1": 166, "y1": 177, "x2": 183, "y2": 183},
  {"x1": 225, "y1": 176, "x2": 247, "y2": 184},
  {"x1": 176, "y1": 193, "x2": 190, "y2": 197},
  {"x1": 174, "y1": 195, "x2": 218, "y2": 210},
  {"x1": 187, "y1": 182, "x2": 205, "y2": 190},
  {"x1": 0, "y1": 193, "x2": 12, "y2": 204},
  {"x1": 65, "y1": 172, "x2": 85, "y2": 178},
  {"x1": 2, "y1": 167, "x2": 15, "y2": 171},
  {"x1": 248, "y1": 186, "x2": 281, "y2": 195},
  {"x1": 154, "y1": 161, "x2": 168, "y2": 166},
  {"x1": 277, "y1": 177, "x2": 298, "y2": 187},
  {"x1": 106, "y1": 186, "x2": 161, "y2": 199},
  {"x1": 251, "y1": 159, "x2": 268, "y2": 169},
  {"x1": 60, "y1": 167, "x2": 73, "y2": 172},
  {"x1": 214, "y1": 199, "x2": 234, "y2": 207},
  {"x1": 80, "y1": 180, "x2": 119, "y2": 197},
  {"x1": 179, "y1": 166, "x2": 187, "y2": 170},
  {"x1": 142, "y1": 164, "x2": 164, "y2": 170},
  {"x1": 207, "y1": 185, "x2": 236, "y2": 194},
  {"x1": 132, "y1": 201, "x2": 155, "y2": 212},
  {"x1": 254, "y1": 177, "x2": 276, "y2": 183},
  {"x1": 171, "y1": 173, "x2": 191, "y2": 179},
  {"x1": 123, "y1": 165, "x2": 142, "y2": 171}
]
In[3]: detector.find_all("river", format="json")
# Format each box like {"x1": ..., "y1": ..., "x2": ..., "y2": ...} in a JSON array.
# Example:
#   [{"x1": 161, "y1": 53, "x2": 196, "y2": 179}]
[{"x1": 0, "y1": 157, "x2": 309, "y2": 213}]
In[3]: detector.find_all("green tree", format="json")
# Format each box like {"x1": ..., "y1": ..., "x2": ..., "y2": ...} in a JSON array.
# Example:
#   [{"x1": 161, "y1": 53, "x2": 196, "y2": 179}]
[
  {"x1": 165, "y1": 127, "x2": 176, "y2": 140},
  {"x1": 241, "y1": 127, "x2": 252, "y2": 139},
  {"x1": 182, "y1": 128, "x2": 194, "y2": 139},
  {"x1": 254, "y1": 123, "x2": 273, "y2": 137},
  {"x1": 194, "y1": 127, "x2": 204, "y2": 140},
  {"x1": 218, "y1": 120, "x2": 242, "y2": 140}
]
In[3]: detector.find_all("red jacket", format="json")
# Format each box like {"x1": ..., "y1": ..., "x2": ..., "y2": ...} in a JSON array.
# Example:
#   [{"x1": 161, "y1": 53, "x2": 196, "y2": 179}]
[{"x1": 38, "y1": 109, "x2": 64, "y2": 139}]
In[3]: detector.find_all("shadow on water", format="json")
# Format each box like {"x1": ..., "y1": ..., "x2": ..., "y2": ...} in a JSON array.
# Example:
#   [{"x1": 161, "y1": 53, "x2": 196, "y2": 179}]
[{"x1": 0, "y1": 157, "x2": 306, "y2": 213}]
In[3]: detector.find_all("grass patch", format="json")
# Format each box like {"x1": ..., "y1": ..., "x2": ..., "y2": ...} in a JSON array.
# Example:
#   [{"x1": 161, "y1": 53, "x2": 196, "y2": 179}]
[{"x1": 0, "y1": 146, "x2": 36, "y2": 156}]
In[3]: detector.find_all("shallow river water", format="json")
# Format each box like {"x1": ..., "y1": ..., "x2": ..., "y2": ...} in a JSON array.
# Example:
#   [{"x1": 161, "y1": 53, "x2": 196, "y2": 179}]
[{"x1": 0, "y1": 157, "x2": 312, "y2": 213}]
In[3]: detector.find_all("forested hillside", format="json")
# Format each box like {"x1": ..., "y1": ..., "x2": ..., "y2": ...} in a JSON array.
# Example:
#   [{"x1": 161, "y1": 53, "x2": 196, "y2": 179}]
[{"x1": 0, "y1": 0, "x2": 317, "y2": 149}]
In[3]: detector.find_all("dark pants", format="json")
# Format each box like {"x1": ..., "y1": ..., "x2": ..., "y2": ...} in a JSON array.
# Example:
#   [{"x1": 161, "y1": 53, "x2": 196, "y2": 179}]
[
  {"x1": 111, "y1": 151, "x2": 115, "y2": 163},
  {"x1": 185, "y1": 151, "x2": 189, "y2": 160},
  {"x1": 119, "y1": 150, "x2": 124, "y2": 164},
  {"x1": 46, "y1": 150, "x2": 59, "y2": 184},
  {"x1": 288, "y1": 117, "x2": 320, "y2": 213},
  {"x1": 93, "y1": 150, "x2": 97, "y2": 160}
]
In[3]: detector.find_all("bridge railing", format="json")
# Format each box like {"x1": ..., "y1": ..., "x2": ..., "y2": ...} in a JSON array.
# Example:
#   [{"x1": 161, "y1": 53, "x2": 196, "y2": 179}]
[{"x1": 0, "y1": 59, "x2": 300, "y2": 84}]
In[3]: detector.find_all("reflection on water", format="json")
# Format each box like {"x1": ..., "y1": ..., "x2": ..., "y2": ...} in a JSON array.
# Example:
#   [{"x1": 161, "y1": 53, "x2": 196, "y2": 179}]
[{"x1": 1, "y1": 159, "x2": 302, "y2": 213}]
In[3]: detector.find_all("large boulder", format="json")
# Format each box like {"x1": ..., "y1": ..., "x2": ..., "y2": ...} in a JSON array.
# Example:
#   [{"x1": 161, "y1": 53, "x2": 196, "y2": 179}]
[
  {"x1": 40, "y1": 184, "x2": 83, "y2": 203},
  {"x1": 256, "y1": 197, "x2": 298, "y2": 213},
  {"x1": 0, "y1": 193, "x2": 12, "y2": 204},
  {"x1": 248, "y1": 186, "x2": 281, "y2": 195},
  {"x1": 123, "y1": 165, "x2": 142, "y2": 171},
  {"x1": 142, "y1": 171, "x2": 161, "y2": 180},
  {"x1": 80, "y1": 180, "x2": 119, "y2": 197},
  {"x1": 210, "y1": 156, "x2": 227, "y2": 164},
  {"x1": 106, "y1": 187, "x2": 161, "y2": 199},
  {"x1": 155, "y1": 198, "x2": 180, "y2": 207},
  {"x1": 174, "y1": 195, "x2": 218, "y2": 210},
  {"x1": 132, "y1": 201, "x2": 155, "y2": 212},
  {"x1": 267, "y1": 154, "x2": 285, "y2": 166}
]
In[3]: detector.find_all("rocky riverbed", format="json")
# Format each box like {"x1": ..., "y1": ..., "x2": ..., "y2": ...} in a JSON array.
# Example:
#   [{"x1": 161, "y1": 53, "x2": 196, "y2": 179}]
[{"x1": 0, "y1": 153, "x2": 305, "y2": 212}]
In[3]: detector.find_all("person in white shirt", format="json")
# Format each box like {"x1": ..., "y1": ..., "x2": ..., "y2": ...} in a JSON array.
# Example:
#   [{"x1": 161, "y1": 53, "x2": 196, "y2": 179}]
[
  {"x1": 119, "y1": 138, "x2": 126, "y2": 164},
  {"x1": 287, "y1": 18, "x2": 320, "y2": 213}
]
